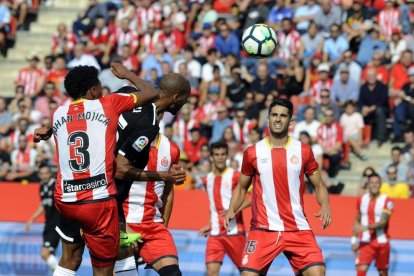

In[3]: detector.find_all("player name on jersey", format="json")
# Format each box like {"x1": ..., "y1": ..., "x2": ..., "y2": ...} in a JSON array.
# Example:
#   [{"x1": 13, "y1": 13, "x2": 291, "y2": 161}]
[{"x1": 53, "y1": 112, "x2": 110, "y2": 135}]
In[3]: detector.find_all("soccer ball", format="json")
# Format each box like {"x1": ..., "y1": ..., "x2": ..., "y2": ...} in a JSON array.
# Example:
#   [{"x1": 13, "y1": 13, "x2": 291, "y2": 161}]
[{"x1": 241, "y1": 24, "x2": 278, "y2": 58}]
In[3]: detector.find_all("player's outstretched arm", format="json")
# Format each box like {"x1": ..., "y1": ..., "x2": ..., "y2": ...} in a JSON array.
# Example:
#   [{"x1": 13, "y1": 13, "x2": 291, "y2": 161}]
[
  {"x1": 115, "y1": 154, "x2": 186, "y2": 183},
  {"x1": 224, "y1": 173, "x2": 252, "y2": 231},
  {"x1": 111, "y1": 62, "x2": 159, "y2": 106},
  {"x1": 25, "y1": 204, "x2": 44, "y2": 232},
  {"x1": 308, "y1": 171, "x2": 331, "y2": 229}
]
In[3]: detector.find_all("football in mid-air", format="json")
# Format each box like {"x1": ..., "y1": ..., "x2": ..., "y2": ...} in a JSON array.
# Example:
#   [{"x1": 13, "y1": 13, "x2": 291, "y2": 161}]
[{"x1": 241, "y1": 24, "x2": 278, "y2": 58}]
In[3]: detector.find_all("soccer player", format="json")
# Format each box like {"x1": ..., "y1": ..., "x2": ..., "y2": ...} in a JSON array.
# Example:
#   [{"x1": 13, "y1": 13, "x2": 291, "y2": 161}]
[
  {"x1": 34, "y1": 63, "x2": 159, "y2": 276},
  {"x1": 199, "y1": 142, "x2": 246, "y2": 276},
  {"x1": 113, "y1": 76, "x2": 191, "y2": 276},
  {"x1": 25, "y1": 165, "x2": 61, "y2": 273},
  {"x1": 224, "y1": 98, "x2": 331, "y2": 276},
  {"x1": 352, "y1": 172, "x2": 393, "y2": 276}
]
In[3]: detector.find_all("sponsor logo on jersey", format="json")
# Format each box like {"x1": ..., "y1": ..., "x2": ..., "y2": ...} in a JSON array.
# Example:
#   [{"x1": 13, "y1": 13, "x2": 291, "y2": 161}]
[
  {"x1": 161, "y1": 157, "x2": 169, "y2": 167},
  {"x1": 63, "y1": 173, "x2": 107, "y2": 193},
  {"x1": 132, "y1": 136, "x2": 149, "y2": 152}
]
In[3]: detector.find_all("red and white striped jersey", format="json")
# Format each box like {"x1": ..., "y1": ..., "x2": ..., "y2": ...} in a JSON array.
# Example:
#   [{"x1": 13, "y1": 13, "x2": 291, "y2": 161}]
[
  {"x1": 241, "y1": 137, "x2": 318, "y2": 231},
  {"x1": 136, "y1": 5, "x2": 162, "y2": 31},
  {"x1": 140, "y1": 31, "x2": 162, "y2": 55},
  {"x1": 277, "y1": 30, "x2": 301, "y2": 61},
  {"x1": 310, "y1": 79, "x2": 333, "y2": 104},
  {"x1": 174, "y1": 118, "x2": 197, "y2": 144},
  {"x1": 15, "y1": 68, "x2": 45, "y2": 97},
  {"x1": 124, "y1": 134, "x2": 180, "y2": 224},
  {"x1": 158, "y1": 30, "x2": 186, "y2": 51},
  {"x1": 203, "y1": 168, "x2": 245, "y2": 236},
  {"x1": 357, "y1": 193, "x2": 393, "y2": 243},
  {"x1": 110, "y1": 28, "x2": 139, "y2": 56},
  {"x1": 88, "y1": 26, "x2": 110, "y2": 56},
  {"x1": 316, "y1": 122, "x2": 343, "y2": 149},
  {"x1": 53, "y1": 93, "x2": 136, "y2": 203},
  {"x1": 232, "y1": 120, "x2": 256, "y2": 145},
  {"x1": 122, "y1": 55, "x2": 140, "y2": 74},
  {"x1": 51, "y1": 32, "x2": 77, "y2": 54},
  {"x1": 198, "y1": 34, "x2": 216, "y2": 52},
  {"x1": 377, "y1": 8, "x2": 400, "y2": 40}
]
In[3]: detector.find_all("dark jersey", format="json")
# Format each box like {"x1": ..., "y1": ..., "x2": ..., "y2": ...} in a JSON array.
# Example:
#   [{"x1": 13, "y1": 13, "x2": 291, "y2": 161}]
[{"x1": 40, "y1": 178, "x2": 60, "y2": 228}]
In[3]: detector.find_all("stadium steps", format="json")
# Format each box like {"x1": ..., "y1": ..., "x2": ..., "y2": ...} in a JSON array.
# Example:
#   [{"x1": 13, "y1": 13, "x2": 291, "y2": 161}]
[
  {"x1": 336, "y1": 142, "x2": 393, "y2": 195},
  {"x1": 0, "y1": 0, "x2": 86, "y2": 97}
]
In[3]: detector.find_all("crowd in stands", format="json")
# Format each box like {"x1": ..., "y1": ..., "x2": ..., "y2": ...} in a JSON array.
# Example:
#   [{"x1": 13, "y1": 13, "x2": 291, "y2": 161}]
[{"x1": 0, "y1": 0, "x2": 414, "y2": 198}]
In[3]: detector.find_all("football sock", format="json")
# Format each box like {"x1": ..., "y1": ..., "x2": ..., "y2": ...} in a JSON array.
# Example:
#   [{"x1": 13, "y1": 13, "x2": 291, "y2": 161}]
[
  {"x1": 158, "y1": 264, "x2": 181, "y2": 276},
  {"x1": 53, "y1": 265, "x2": 76, "y2": 276},
  {"x1": 46, "y1": 254, "x2": 58, "y2": 271},
  {"x1": 115, "y1": 256, "x2": 137, "y2": 275}
]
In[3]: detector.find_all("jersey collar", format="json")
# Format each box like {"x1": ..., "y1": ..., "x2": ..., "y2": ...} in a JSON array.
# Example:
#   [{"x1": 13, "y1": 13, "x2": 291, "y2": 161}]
[{"x1": 265, "y1": 136, "x2": 292, "y2": 150}]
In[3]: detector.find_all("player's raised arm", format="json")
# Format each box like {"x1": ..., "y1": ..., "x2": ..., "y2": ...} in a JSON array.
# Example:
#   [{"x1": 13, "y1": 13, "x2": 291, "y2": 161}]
[
  {"x1": 224, "y1": 173, "x2": 252, "y2": 231},
  {"x1": 110, "y1": 62, "x2": 159, "y2": 106},
  {"x1": 308, "y1": 170, "x2": 331, "y2": 229}
]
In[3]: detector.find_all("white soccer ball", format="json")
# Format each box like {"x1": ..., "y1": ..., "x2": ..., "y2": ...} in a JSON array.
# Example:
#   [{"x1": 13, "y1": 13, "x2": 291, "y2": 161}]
[{"x1": 241, "y1": 24, "x2": 278, "y2": 58}]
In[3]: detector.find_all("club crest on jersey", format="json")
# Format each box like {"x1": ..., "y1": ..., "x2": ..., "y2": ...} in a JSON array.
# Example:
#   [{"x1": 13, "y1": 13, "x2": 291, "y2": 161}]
[
  {"x1": 290, "y1": 155, "x2": 299, "y2": 165},
  {"x1": 161, "y1": 157, "x2": 169, "y2": 167},
  {"x1": 133, "y1": 136, "x2": 149, "y2": 152}
]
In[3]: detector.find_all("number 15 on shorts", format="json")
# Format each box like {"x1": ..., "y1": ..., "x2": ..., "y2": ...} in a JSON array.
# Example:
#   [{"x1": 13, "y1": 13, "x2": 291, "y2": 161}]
[{"x1": 245, "y1": 240, "x2": 257, "y2": 253}]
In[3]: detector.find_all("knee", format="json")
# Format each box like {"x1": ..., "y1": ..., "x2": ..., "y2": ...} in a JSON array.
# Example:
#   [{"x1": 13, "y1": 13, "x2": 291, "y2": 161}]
[
  {"x1": 206, "y1": 268, "x2": 219, "y2": 276},
  {"x1": 158, "y1": 264, "x2": 181, "y2": 276},
  {"x1": 60, "y1": 253, "x2": 82, "y2": 270}
]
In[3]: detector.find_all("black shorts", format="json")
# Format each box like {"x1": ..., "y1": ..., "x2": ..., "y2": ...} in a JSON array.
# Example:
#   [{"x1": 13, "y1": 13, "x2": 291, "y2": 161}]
[
  {"x1": 43, "y1": 225, "x2": 60, "y2": 253},
  {"x1": 55, "y1": 214, "x2": 83, "y2": 244}
]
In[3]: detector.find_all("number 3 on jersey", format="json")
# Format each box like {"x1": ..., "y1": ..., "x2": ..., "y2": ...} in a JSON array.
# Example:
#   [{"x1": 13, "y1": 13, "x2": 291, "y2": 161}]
[{"x1": 68, "y1": 131, "x2": 90, "y2": 172}]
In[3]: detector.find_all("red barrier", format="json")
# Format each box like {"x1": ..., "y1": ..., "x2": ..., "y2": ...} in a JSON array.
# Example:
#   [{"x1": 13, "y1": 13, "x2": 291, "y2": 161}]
[{"x1": 1, "y1": 183, "x2": 413, "y2": 239}]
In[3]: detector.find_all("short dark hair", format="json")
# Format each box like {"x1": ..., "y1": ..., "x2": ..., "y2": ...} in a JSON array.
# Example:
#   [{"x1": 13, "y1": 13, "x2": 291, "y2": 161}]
[
  {"x1": 64, "y1": 66, "x2": 100, "y2": 99},
  {"x1": 268, "y1": 98, "x2": 293, "y2": 117},
  {"x1": 207, "y1": 48, "x2": 218, "y2": 56},
  {"x1": 391, "y1": 146, "x2": 403, "y2": 153},
  {"x1": 116, "y1": 86, "x2": 138, "y2": 94},
  {"x1": 344, "y1": 100, "x2": 356, "y2": 108},
  {"x1": 38, "y1": 163, "x2": 52, "y2": 172},
  {"x1": 210, "y1": 141, "x2": 229, "y2": 155},
  {"x1": 368, "y1": 172, "x2": 381, "y2": 182}
]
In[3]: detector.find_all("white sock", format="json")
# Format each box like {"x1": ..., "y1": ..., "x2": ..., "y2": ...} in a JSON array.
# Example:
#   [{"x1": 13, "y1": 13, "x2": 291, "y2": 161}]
[
  {"x1": 47, "y1": 254, "x2": 58, "y2": 271},
  {"x1": 53, "y1": 265, "x2": 76, "y2": 276},
  {"x1": 114, "y1": 256, "x2": 138, "y2": 275}
]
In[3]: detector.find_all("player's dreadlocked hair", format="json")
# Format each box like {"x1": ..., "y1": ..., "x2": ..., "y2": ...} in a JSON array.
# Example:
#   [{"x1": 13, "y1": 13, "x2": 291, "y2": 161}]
[{"x1": 64, "y1": 66, "x2": 100, "y2": 99}]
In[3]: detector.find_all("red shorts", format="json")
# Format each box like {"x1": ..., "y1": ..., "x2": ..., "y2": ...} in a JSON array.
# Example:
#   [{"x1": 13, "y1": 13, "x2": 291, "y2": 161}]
[
  {"x1": 206, "y1": 234, "x2": 246, "y2": 269},
  {"x1": 241, "y1": 230, "x2": 325, "y2": 275},
  {"x1": 356, "y1": 241, "x2": 390, "y2": 270},
  {"x1": 55, "y1": 198, "x2": 119, "y2": 268},
  {"x1": 128, "y1": 221, "x2": 178, "y2": 267}
]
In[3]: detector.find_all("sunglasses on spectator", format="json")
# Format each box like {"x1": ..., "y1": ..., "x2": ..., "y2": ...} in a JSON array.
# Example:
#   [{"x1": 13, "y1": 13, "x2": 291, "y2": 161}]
[{"x1": 320, "y1": 95, "x2": 330, "y2": 98}]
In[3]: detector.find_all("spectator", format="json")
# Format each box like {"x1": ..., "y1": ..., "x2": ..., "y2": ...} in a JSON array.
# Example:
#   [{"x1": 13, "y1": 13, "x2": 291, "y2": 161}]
[
  {"x1": 407, "y1": 146, "x2": 414, "y2": 184},
  {"x1": 9, "y1": 117, "x2": 35, "y2": 149},
  {"x1": 0, "y1": 137, "x2": 10, "y2": 181},
  {"x1": 135, "y1": 0, "x2": 162, "y2": 34},
  {"x1": 0, "y1": 0, "x2": 10, "y2": 58},
  {"x1": 173, "y1": 105, "x2": 197, "y2": 148},
  {"x1": 0, "y1": 97, "x2": 12, "y2": 137},
  {"x1": 339, "y1": 101, "x2": 367, "y2": 160},
  {"x1": 342, "y1": 0, "x2": 371, "y2": 48},
  {"x1": 174, "y1": 153, "x2": 195, "y2": 190},
  {"x1": 401, "y1": 129, "x2": 414, "y2": 161},
  {"x1": 225, "y1": 67, "x2": 248, "y2": 109},
  {"x1": 199, "y1": 65, "x2": 226, "y2": 106},
  {"x1": 169, "y1": 1, "x2": 186, "y2": 32},
  {"x1": 334, "y1": 50, "x2": 362, "y2": 86},
  {"x1": 246, "y1": 127, "x2": 262, "y2": 148},
  {"x1": 388, "y1": 29, "x2": 407, "y2": 64},
  {"x1": 258, "y1": 93, "x2": 276, "y2": 128},
  {"x1": 159, "y1": 20, "x2": 186, "y2": 57},
  {"x1": 140, "y1": 43, "x2": 173, "y2": 81},
  {"x1": 138, "y1": 22, "x2": 162, "y2": 57},
  {"x1": 173, "y1": 45, "x2": 201, "y2": 80},
  {"x1": 51, "y1": 23, "x2": 77, "y2": 58},
  {"x1": 210, "y1": 106, "x2": 232, "y2": 143},
  {"x1": 299, "y1": 21, "x2": 324, "y2": 67},
  {"x1": 358, "y1": 166, "x2": 376, "y2": 195},
  {"x1": 72, "y1": 0, "x2": 108, "y2": 37},
  {"x1": 303, "y1": 53, "x2": 322, "y2": 93},
  {"x1": 390, "y1": 50, "x2": 413, "y2": 91},
  {"x1": 359, "y1": 68, "x2": 389, "y2": 147},
  {"x1": 104, "y1": 18, "x2": 139, "y2": 63},
  {"x1": 34, "y1": 82, "x2": 62, "y2": 118},
  {"x1": 45, "y1": 55, "x2": 67, "y2": 90},
  {"x1": 221, "y1": 126, "x2": 236, "y2": 144},
  {"x1": 330, "y1": 64, "x2": 360, "y2": 108},
  {"x1": 316, "y1": 107, "x2": 344, "y2": 177},
  {"x1": 293, "y1": 106, "x2": 320, "y2": 141},
  {"x1": 249, "y1": 63, "x2": 278, "y2": 106},
  {"x1": 115, "y1": 0, "x2": 136, "y2": 29},
  {"x1": 120, "y1": 44, "x2": 139, "y2": 74},
  {"x1": 279, "y1": 57, "x2": 305, "y2": 97},
  {"x1": 177, "y1": 63, "x2": 199, "y2": 89},
  {"x1": 98, "y1": 57, "x2": 126, "y2": 91},
  {"x1": 356, "y1": 26, "x2": 387, "y2": 67},
  {"x1": 42, "y1": 55, "x2": 55, "y2": 76},
  {"x1": 267, "y1": 0, "x2": 293, "y2": 30},
  {"x1": 231, "y1": 108, "x2": 256, "y2": 146},
  {"x1": 277, "y1": 18, "x2": 301, "y2": 63},
  {"x1": 323, "y1": 24, "x2": 349, "y2": 64},
  {"x1": 380, "y1": 164, "x2": 410, "y2": 199},
  {"x1": 404, "y1": 6, "x2": 414, "y2": 52},
  {"x1": 86, "y1": 15, "x2": 110, "y2": 63},
  {"x1": 401, "y1": 67, "x2": 414, "y2": 129},
  {"x1": 361, "y1": 51, "x2": 389, "y2": 84},
  {"x1": 242, "y1": 0, "x2": 270, "y2": 29},
  {"x1": 200, "y1": 48, "x2": 225, "y2": 83},
  {"x1": 195, "y1": 23, "x2": 216, "y2": 59},
  {"x1": 15, "y1": 53, "x2": 45, "y2": 98},
  {"x1": 377, "y1": 0, "x2": 401, "y2": 41},
  {"x1": 184, "y1": 127, "x2": 208, "y2": 165},
  {"x1": 11, "y1": 0, "x2": 27, "y2": 31},
  {"x1": 380, "y1": 146, "x2": 409, "y2": 182},
  {"x1": 6, "y1": 134, "x2": 38, "y2": 182},
  {"x1": 314, "y1": 88, "x2": 341, "y2": 121},
  {"x1": 12, "y1": 97, "x2": 42, "y2": 126},
  {"x1": 7, "y1": 85, "x2": 31, "y2": 115},
  {"x1": 314, "y1": 0, "x2": 342, "y2": 33},
  {"x1": 214, "y1": 22, "x2": 240, "y2": 58},
  {"x1": 243, "y1": 91, "x2": 260, "y2": 120},
  {"x1": 310, "y1": 63, "x2": 333, "y2": 105},
  {"x1": 293, "y1": 0, "x2": 321, "y2": 34},
  {"x1": 401, "y1": 0, "x2": 414, "y2": 35},
  {"x1": 67, "y1": 43, "x2": 101, "y2": 71}
]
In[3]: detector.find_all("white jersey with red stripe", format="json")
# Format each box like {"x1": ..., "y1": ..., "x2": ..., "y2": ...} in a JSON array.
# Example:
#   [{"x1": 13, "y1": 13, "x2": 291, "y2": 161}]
[
  {"x1": 124, "y1": 134, "x2": 180, "y2": 224},
  {"x1": 357, "y1": 193, "x2": 393, "y2": 244},
  {"x1": 203, "y1": 168, "x2": 245, "y2": 236},
  {"x1": 232, "y1": 119, "x2": 255, "y2": 145},
  {"x1": 241, "y1": 137, "x2": 319, "y2": 231},
  {"x1": 52, "y1": 93, "x2": 136, "y2": 203}
]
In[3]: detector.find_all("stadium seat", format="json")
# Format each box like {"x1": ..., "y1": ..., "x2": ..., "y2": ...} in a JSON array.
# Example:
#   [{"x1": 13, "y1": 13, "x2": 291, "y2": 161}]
[{"x1": 362, "y1": 125, "x2": 372, "y2": 147}]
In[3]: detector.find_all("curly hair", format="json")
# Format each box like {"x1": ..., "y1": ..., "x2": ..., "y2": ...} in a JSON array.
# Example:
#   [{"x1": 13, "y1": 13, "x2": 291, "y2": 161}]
[{"x1": 64, "y1": 66, "x2": 100, "y2": 99}]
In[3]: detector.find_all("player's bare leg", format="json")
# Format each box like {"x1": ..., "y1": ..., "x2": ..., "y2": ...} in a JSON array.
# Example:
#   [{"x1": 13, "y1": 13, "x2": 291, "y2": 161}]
[
  {"x1": 206, "y1": 263, "x2": 221, "y2": 276},
  {"x1": 356, "y1": 264, "x2": 369, "y2": 276},
  {"x1": 92, "y1": 265, "x2": 116, "y2": 276},
  {"x1": 302, "y1": 265, "x2": 325, "y2": 276},
  {"x1": 378, "y1": 270, "x2": 388, "y2": 276},
  {"x1": 241, "y1": 271, "x2": 259, "y2": 276},
  {"x1": 54, "y1": 240, "x2": 84, "y2": 276},
  {"x1": 153, "y1": 257, "x2": 181, "y2": 276}
]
